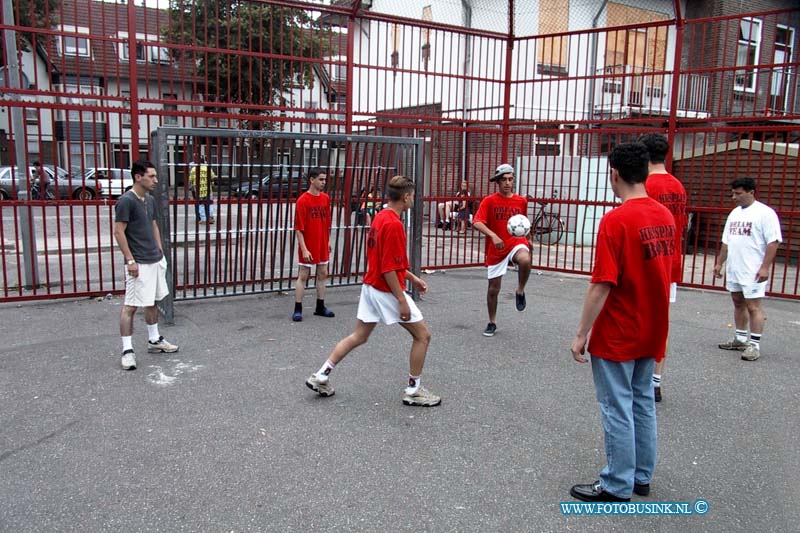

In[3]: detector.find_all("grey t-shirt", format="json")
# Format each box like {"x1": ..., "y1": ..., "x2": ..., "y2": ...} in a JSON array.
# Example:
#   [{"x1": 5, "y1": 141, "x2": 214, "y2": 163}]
[{"x1": 114, "y1": 191, "x2": 163, "y2": 264}]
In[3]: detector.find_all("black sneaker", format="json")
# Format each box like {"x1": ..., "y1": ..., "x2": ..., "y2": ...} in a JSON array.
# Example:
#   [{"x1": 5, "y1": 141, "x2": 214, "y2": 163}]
[
  {"x1": 314, "y1": 307, "x2": 335, "y2": 318},
  {"x1": 515, "y1": 292, "x2": 526, "y2": 311},
  {"x1": 482, "y1": 323, "x2": 497, "y2": 337},
  {"x1": 654, "y1": 386, "x2": 662, "y2": 403}
]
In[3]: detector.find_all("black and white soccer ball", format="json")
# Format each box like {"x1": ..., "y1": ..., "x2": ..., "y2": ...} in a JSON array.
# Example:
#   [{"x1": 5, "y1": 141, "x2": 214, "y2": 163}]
[{"x1": 507, "y1": 214, "x2": 531, "y2": 237}]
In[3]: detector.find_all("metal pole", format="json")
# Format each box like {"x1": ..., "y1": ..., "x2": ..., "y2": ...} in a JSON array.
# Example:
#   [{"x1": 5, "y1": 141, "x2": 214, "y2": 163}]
[
  {"x1": 152, "y1": 129, "x2": 175, "y2": 324},
  {"x1": 2, "y1": 0, "x2": 39, "y2": 288},
  {"x1": 410, "y1": 140, "x2": 423, "y2": 301},
  {"x1": 665, "y1": 0, "x2": 684, "y2": 170}
]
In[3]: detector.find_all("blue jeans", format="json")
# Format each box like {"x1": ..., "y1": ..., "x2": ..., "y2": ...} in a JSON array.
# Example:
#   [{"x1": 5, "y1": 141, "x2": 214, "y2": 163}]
[
  {"x1": 591, "y1": 355, "x2": 657, "y2": 498},
  {"x1": 196, "y1": 196, "x2": 215, "y2": 221}
]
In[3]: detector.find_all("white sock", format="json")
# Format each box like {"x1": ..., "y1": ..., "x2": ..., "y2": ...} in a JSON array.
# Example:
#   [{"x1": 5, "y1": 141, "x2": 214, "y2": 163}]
[
  {"x1": 122, "y1": 336, "x2": 133, "y2": 352},
  {"x1": 315, "y1": 359, "x2": 336, "y2": 382},
  {"x1": 749, "y1": 333, "x2": 761, "y2": 349},
  {"x1": 735, "y1": 329, "x2": 748, "y2": 343},
  {"x1": 405, "y1": 375, "x2": 421, "y2": 395},
  {"x1": 147, "y1": 324, "x2": 160, "y2": 343},
  {"x1": 652, "y1": 374, "x2": 662, "y2": 386}
]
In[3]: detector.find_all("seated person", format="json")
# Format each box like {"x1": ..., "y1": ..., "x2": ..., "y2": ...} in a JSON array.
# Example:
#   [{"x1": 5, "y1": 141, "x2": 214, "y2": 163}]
[
  {"x1": 437, "y1": 180, "x2": 471, "y2": 231},
  {"x1": 358, "y1": 187, "x2": 379, "y2": 226}
]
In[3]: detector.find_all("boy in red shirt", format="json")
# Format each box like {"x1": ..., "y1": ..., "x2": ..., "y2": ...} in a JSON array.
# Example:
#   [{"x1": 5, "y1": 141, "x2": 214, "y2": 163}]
[
  {"x1": 640, "y1": 133, "x2": 687, "y2": 402},
  {"x1": 472, "y1": 164, "x2": 532, "y2": 337},
  {"x1": 569, "y1": 142, "x2": 675, "y2": 502},
  {"x1": 293, "y1": 168, "x2": 334, "y2": 321},
  {"x1": 305, "y1": 176, "x2": 441, "y2": 407}
]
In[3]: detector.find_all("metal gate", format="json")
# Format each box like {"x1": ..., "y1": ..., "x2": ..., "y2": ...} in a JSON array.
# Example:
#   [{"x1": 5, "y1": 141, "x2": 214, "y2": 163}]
[{"x1": 150, "y1": 128, "x2": 422, "y2": 321}]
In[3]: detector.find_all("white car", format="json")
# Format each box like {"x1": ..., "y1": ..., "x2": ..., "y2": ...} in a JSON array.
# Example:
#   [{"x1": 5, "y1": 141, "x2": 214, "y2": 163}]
[{"x1": 83, "y1": 168, "x2": 133, "y2": 198}]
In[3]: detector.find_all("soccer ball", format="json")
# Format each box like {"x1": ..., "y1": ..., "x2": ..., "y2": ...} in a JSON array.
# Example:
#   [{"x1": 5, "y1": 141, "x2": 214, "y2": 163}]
[{"x1": 507, "y1": 214, "x2": 531, "y2": 237}]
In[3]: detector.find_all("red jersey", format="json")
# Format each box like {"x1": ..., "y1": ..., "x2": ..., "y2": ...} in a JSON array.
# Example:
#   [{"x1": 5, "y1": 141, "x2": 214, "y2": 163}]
[
  {"x1": 473, "y1": 193, "x2": 529, "y2": 265},
  {"x1": 646, "y1": 172, "x2": 687, "y2": 283},
  {"x1": 363, "y1": 209, "x2": 409, "y2": 293},
  {"x1": 588, "y1": 197, "x2": 675, "y2": 363},
  {"x1": 294, "y1": 191, "x2": 331, "y2": 263}
]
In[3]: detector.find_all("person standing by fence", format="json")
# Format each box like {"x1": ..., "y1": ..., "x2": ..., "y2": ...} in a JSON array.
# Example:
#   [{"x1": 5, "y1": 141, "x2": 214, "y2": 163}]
[
  {"x1": 292, "y1": 167, "x2": 335, "y2": 322},
  {"x1": 189, "y1": 157, "x2": 216, "y2": 224},
  {"x1": 714, "y1": 177, "x2": 782, "y2": 362},
  {"x1": 114, "y1": 160, "x2": 179, "y2": 370}
]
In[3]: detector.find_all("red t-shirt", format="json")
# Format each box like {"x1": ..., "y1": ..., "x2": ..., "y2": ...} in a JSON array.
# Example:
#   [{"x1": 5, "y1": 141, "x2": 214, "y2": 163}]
[
  {"x1": 646, "y1": 172, "x2": 687, "y2": 283},
  {"x1": 473, "y1": 193, "x2": 530, "y2": 266},
  {"x1": 588, "y1": 197, "x2": 675, "y2": 363},
  {"x1": 294, "y1": 191, "x2": 331, "y2": 263},
  {"x1": 363, "y1": 209, "x2": 409, "y2": 293}
]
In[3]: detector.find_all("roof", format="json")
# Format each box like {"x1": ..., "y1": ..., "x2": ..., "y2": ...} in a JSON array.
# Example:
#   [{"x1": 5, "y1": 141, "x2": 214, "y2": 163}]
[
  {"x1": 50, "y1": 0, "x2": 199, "y2": 83},
  {"x1": 675, "y1": 140, "x2": 799, "y2": 161}
]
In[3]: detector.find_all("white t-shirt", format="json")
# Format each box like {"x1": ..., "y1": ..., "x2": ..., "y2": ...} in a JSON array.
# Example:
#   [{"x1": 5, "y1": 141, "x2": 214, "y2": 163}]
[{"x1": 721, "y1": 200, "x2": 782, "y2": 284}]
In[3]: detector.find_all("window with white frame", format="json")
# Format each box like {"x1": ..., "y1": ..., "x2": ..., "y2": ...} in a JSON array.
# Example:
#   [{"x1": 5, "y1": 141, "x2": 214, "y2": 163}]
[
  {"x1": 60, "y1": 26, "x2": 91, "y2": 57},
  {"x1": 163, "y1": 93, "x2": 178, "y2": 125},
  {"x1": 735, "y1": 18, "x2": 761, "y2": 93},
  {"x1": 25, "y1": 108, "x2": 39, "y2": 124},
  {"x1": 61, "y1": 84, "x2": 103, "y2": 122},
  {"x1": 304, "y1": 101, "x2": 319, "y2": 132},
  {"x1": 121, "y1": 90, "x2": 131, "y2": 126},
  {"x1": 150, "y1": 45, "x2": 171, "y2": 64}
]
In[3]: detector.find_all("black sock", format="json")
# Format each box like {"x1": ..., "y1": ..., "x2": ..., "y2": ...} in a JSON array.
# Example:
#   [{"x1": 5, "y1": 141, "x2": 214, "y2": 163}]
[
  {"x1": 294, "y1": 302, "x2": 302, "y2": 313},
  {"x1": 316, "y1": 299, "x2": 325, "y2": 313}
]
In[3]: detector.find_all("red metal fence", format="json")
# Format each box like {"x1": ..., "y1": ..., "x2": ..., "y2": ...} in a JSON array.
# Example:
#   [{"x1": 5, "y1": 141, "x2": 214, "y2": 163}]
[{"x1": 1, "y1": 0, "x2": 798, "y2": 301}]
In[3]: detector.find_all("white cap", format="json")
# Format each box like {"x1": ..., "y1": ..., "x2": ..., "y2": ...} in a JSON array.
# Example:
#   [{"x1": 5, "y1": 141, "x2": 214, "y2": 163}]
[{"x1": 492, "y1": 163, "x2": 514, "y2": 182}]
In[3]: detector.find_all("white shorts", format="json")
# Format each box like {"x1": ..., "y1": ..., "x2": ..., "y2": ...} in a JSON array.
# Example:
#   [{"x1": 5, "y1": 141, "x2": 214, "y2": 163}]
[
  {"x1": 727, "y1": 280, "x2": 767, "y2": 299},
  {"x1": 487, "y1": 243, "x2": 530, "y2": 280},
  {"x1": 298, "y1": 261, "x2": 329, "y2": 268},
  {"x1": 124, "y1": 256, "x2": 169, "y2": 307},
  {"x1": 669, "y1": 282, "x2": 677, "y2": 304},
  {"x1": 356, "y1": 284, "x2": 423, "y2": 325}
]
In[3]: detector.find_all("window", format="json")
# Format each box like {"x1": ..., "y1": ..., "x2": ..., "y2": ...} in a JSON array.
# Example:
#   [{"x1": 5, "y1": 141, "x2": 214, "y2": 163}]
[
  {"x1": 121, "y1": 90, "x2": 131, "y2": 126},
  {"x1": 770, "y1": 25, "x2": 795, "y2": 112},
  {"x1": 304, "y1": 101, "x2": 318, "y2": 132},
  {"x1": 60, "y1": 27, "x2": 91, "y2": 57},
  {"x1": 326, "y1": 56, "x2": 347, "y2": 81},
  {"x1": 163, "y1": 93, "x2": 178, "y2": 125},
  {"x1": 123, "y1": 41, "x2": 146, "y2": 61},
  {"x1": 25, "y1": 108, "x2": 39, "y2": 124},
  {"x1": 735, "y1": 18, "x2": 761, "y2": 92},
  {"x1": 150, "y1": 45, "x2": 171, "y2": 64},
  {"x1": 61, "y1": 85, "x2": 103, "y2": 122}
]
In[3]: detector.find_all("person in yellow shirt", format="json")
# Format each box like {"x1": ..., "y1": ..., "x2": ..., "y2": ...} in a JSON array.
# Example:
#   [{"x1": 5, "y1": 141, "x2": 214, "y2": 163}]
[{"x1": 189, "y1": 157, "x2": 216, "y2": 224}]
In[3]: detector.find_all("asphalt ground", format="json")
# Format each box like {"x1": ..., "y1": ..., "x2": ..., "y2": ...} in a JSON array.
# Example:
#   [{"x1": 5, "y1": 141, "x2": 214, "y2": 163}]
[{"x1": 1, "y1": 268, "x2": 798, "y2": 532}]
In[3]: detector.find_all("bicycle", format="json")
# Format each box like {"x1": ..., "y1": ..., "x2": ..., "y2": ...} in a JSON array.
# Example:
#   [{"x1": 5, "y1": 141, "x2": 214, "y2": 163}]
[
  {"x1": 30, "y1": 180, "x2": 55, "y2": 200},
  {"x1": 528, "y1": 195, "x2": 565, "y2": 245}
]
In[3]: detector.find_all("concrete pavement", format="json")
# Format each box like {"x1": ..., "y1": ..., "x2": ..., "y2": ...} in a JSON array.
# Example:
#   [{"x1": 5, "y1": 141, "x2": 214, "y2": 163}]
[{"x1": 1, "y1": 268, "x2": 798, "y2": 531}]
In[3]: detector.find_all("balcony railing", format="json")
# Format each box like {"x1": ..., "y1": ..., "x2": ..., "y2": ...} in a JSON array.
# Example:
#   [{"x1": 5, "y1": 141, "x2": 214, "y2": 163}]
[{"x1": 594, "y1": 65, "x2": 709, "y2": 118}]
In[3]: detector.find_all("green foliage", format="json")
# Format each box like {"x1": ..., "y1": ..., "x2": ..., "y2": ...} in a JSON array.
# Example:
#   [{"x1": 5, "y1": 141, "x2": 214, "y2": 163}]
[{"x1": 164, "y1": 0, "x2": 330, "y2": 121}]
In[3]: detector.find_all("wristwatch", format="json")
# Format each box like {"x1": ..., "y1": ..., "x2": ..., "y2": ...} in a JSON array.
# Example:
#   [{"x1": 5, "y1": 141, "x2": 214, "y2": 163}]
[{"x1": 126, "y1": 259, "x2": 136, "y2": 266}]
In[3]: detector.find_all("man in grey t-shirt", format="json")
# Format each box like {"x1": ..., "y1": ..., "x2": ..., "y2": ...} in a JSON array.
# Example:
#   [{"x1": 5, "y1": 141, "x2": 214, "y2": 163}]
[{"x1": 113, "y1": 160, "x2": 178, "y2": 370}]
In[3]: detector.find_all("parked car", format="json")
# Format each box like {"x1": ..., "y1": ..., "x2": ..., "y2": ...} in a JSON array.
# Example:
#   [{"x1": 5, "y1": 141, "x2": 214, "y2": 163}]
[
  {"x1": 0, "y1": 165, "x2": 102, "y2": 200},
  {"x1": 230, "y1": 170, "x2": 308, "y2": 199},
  {"x1": 83, "y1": 168, "x2": 133, "y2": 198}
]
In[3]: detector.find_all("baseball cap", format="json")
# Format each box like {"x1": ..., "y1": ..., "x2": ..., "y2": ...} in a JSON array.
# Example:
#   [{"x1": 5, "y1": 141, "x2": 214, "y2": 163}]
[{"x1": 492, "y1": 163, "x2": 514, "y2": 182}]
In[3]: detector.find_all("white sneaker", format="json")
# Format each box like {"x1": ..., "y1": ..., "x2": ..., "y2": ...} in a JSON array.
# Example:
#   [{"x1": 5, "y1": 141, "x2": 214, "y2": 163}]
[
  {"x1": 741, "y1": 344, "x2": 761, "y2": 361},
  {"x1": 402, "y1": 386, "x2": 441, "y2": 407},
  {"x1": 147, "y1": 336, "x2": 179, "y2": 353},
  {"x1": 121, "y1": 350, "x2": 137, "y2": 370}
]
